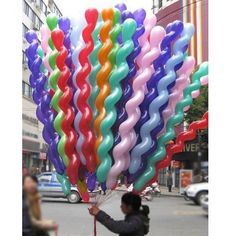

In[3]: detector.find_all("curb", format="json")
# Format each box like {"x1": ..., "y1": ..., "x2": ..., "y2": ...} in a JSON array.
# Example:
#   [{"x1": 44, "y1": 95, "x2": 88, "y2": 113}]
[{"x1": 115, "y1": 189, "x2": 183, "y2": 198}]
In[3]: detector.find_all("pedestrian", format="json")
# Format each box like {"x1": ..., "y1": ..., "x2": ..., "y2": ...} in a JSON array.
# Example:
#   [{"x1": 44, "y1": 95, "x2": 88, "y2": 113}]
[
  {"x1": 23, "y1": 190, "x2": 34, "y2": 236},
  {"x1": 23, "y1": 174, "x2": 58, "y2": 236},
  {"x1": 167, "y1": 172, "x2": 173, "y2": 192},
  {"x1": 88, "y1": 192, "x2": 150, "y2": 236}
]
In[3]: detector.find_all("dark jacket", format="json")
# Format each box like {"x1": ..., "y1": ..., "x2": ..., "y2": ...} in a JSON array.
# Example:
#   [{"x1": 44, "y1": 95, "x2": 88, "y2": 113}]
[
  {"x1": 96, "y1": 210, "x2": 148, "y2": 236},
  {"x1": 23, "y1": 192, "x2": 34, "y2": 236}
]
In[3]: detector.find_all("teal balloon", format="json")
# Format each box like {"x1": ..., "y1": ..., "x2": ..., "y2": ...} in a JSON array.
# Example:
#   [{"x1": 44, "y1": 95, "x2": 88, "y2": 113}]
[
  {"x1": 56, "y1": 173, "x2": 71, "y2": 195},
  {"x1": 96, "y1": 17, "x2": 137, "y2": 183},
  {"x1": 133, "y1": 62, "x2": 209, "y2": 191}
]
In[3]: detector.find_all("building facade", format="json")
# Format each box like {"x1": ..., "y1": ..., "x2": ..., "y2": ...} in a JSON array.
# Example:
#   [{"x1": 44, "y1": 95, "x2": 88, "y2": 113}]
[
  {"x1": 22, "y1": 0, "x2": 62, "y2": 174},
  {"x1": 153, "y1": 0, "x2": 208, "y2": 65},
  {"x1": 152, "y1": 0, "x2": 209, "y2": 187}
]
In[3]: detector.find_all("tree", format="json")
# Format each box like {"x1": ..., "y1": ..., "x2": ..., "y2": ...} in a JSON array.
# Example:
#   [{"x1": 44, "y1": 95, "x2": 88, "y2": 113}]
[{"x1": 185, "y1": 86, "x2": 208, "y2": 124}]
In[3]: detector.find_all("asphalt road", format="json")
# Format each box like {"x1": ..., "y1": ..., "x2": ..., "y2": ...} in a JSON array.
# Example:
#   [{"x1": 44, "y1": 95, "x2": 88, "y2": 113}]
[{"x1": 41, "y1": 192, "x2": 208, "y2": 236}]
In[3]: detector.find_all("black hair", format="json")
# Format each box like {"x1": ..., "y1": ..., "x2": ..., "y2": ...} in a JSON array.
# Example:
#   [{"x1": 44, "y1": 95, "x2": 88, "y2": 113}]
[
  {"x1": 23, "y1": 174, "x2": 38, "y2": 185},
  {"x1": 121, "y1": 192, "x2": 150, "y2": 217}
]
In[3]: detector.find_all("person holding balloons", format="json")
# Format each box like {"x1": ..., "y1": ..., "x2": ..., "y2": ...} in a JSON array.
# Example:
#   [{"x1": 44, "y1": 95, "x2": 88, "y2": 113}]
[{"x1": 89, "y1": 192, "x2": 150, "y2": 236}]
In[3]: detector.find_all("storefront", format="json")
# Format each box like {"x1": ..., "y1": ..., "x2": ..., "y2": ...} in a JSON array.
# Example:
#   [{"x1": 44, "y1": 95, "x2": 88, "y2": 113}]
[
  {"x1": 22, "y1": 112, "x2": 48, "y2": 174},
  {"x1": 158, "y1": 133, "x2": 208, "y2": 187}
]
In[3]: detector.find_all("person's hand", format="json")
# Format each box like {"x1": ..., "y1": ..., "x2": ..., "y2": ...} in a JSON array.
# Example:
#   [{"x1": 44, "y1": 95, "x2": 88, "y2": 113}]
[
  {"x1": 43, "y1": 219, "x2": 58, "y2": 231},
  {"x1": 88, "y1": 205, "x2": 100, "y2": 216}
]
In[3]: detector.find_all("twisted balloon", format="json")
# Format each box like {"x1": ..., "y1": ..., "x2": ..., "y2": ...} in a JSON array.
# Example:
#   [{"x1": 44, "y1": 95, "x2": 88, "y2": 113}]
[
  {"x1": 45, "y1": 14, "x2": 71, "y2": 193},
  {"x1": 71, "y1": 18, "x2": 86, "y2": 165},
  {"x1": 112, "y1": 9, "x2": 146, "y2": 148},
  {"x1": 134, "y1": 21, "x2": 184, "y2": 141},
  {"x1": 75, "y1": 9, "x2": 98, "y2": 173},
  {"x1": 25, "y1": 31, "x2": 65, "y2": 175},
  {"x1": 51, "y1": 29, "x2": 80, "y2": 185},
  {"x1": 129, "y1": 23, "x2": 194, "y2": 175},
  {"x1": 133, "y1": 61, "x2": 209, "y2": 191},
  {"x1": 157, "y1": 56, "x2": 195, "y2": 137},
  {"x1": 156, "y1": 111, "x2": 208, "y2": 172},
  {"x1": 47, "y1": 15, "x2": 69, "y2": 169},
  {"x1": 88, "y1": 15, "x2": 103, "y2": 125},
  {"x1": 97, "y1": 18, "x2": 137, "y2": 186},
  {"x1": 94, "y1": 8, "x2": 114, "y2": 164},
  {"x1": 114, "y1": 26, "x2": 166, "y2": 180},
  {"x1": 95, "y1": 9, "x2": 122, "y2": 184},
  {"x1": 128, "y1": 21, "x2": 184, "y2": 183}
]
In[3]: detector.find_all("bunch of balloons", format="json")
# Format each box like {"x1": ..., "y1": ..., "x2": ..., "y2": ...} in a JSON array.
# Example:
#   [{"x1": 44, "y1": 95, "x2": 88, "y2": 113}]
[{"x1": 25, "y1": 2, "x2": 208, "y2": 198}]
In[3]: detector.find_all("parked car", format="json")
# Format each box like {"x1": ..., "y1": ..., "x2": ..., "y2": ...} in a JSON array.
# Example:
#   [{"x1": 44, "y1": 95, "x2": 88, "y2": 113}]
[
  {"x1": 201, "y1": 194, "x2": 208, "y2": 213},
  {"x1": 37, "y1": 172, "x2": 99, "y2": 203},
  {"x1": 184, "y1": 182, "x2": 208, "y2": 205}
]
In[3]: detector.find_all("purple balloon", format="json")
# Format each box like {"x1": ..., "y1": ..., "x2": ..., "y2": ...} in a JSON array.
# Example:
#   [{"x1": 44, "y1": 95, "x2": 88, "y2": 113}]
[
  {"x1": 115, "y1": 3, "x2": 127, "y2": 12},
  {"x1": 25, "y1": 30, "x2": 37, "y2": 43},
  {"x1": 25, "y1": 31, "x2": 65, "y2": 174},
  {"x1": 58, "y1": 17, "x2": 71, "y2": 33},
  {"x1": 87, "y1": 173, "x2": 97, "y2": 192}
]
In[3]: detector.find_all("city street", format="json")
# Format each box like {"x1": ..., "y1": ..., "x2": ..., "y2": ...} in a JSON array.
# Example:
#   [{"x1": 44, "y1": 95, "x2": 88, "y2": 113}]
[{"x1": 42, "y1": 191, "x2": 208, "y2": 236}]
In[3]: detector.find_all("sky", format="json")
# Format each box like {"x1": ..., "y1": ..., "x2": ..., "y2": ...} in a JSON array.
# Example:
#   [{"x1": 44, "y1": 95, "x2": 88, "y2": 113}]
[{"x1": 55, "y1": 0, "x2": 153, "y2": 17}]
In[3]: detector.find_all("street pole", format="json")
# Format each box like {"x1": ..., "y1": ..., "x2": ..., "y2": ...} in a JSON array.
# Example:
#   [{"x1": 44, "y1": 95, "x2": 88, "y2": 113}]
[{"x1": 197, "y1": 131, "x2": 202, "y2": 176}]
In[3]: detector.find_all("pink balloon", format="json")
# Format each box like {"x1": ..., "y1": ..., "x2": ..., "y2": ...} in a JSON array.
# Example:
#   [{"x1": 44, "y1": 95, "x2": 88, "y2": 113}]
[
  {"x1": 107, "y1": 24, "x2": 166, "y2": 189},
  {"x1": 43, "y1": 52, "x2": 52, "y2": 73},
  {"x1": 158, "y1": 56, "x2": 196, "y2": 137},
  {"x1": 185, "y1": 75, "x2": 209, "y2": 110},
  {"x1": 40, "y1": 25, "x2": 51, "y2": 53}
]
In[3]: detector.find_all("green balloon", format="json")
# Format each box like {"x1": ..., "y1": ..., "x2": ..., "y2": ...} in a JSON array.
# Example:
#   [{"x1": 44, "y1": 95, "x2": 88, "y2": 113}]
[
  {"x1": 133, "y1": 62, "x2": 209, "y2": 191},
  {"x1": 88, "y1": 14, "x2": 103, "y2": 125},
  {"x1": 46, "y1": 13, "x2": 58, "y2": 31},
  {"x1": 56, "y1": 173, "x2": 71, "y2": 195},
  {"x1": 46, "y1": 16, "x2": 69, "y2": 167},
  {"x1": 96, "y1": 17, "x2": 137, "y2": 183},
  {"x1": 37, "y1": 47, "x2": 47, "y2": 73}
]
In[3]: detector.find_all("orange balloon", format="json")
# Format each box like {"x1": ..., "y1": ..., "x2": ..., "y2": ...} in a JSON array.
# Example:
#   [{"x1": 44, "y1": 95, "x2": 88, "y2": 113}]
[{"x1": 94, "y1": 8, "x2": 114, "y2": 165}]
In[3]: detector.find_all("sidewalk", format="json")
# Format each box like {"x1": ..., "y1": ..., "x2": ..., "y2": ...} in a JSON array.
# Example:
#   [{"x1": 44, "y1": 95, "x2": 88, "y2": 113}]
[{"x1": 115, "y1": 185, "x2": 183, "y2": 198}]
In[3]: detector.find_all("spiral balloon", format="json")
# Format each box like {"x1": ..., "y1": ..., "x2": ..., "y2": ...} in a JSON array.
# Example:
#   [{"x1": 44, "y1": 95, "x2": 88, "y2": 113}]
[
  {"x1": 96, "y1": 18, "x2": 137, "y2": 186},
  {"x1": 94, "y1": 9, "x2": 122, "y2": 183},
  {"x1": 128, "y1": 21, "x2": 184, "y2": 183},
  {"x1": 58, "y1": 17, "x2": 73, "y2": 69},
  {"x1": 133, "y1": 61, "x2": 209, "y2": 191},
  {"x1": 45, "y1": 14, "x2": 71, "y2": 193},
  {"x1": 157, "y1": 56, "x2": 195, "y2": 137},
  {"x1": 94, "y1": 8, "x2": 114, "y2": 164},
  {"x1": 129, "y1": 23, "x2": 194, "y2": 175},
  {"x1": 88, "y1": 15, "x2": 103, "y2": 125},
  {"x1": 51, "y1": 29, "x2": 80, "y2": 185},
  {"x1": 46, "y1": 15, "x2": 70, "y2": 170},
  {"x1": 113, "y1": 26, "x2": 166, "y2": 181},
  {"x1": 134, "y1": 21, "x2": 184, "y2": 141},
  {"x1": 136, "y1": 15, "x2": 157, "y2": 68},
  {"x1": 75, "y1": 9, "x2": 98, "y2": 173},
  {"x1": 71, "y1": 18, "x2": 87, "y2": 165},
  {"x1": 112, "y1": 9, "x2": 146, "y2": 148},
  {"x1": 156, "y1": 111, "x2": 208, "y2": 172},
  {"x1": 25, "y1": 31, "x2": 65, "y2": 176}
]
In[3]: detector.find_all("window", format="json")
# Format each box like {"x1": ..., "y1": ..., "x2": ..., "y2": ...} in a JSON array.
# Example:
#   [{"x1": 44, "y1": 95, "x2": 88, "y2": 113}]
[
  {"x1": 22, "y1": 81, "x2": 32, "y2": 99},
  {"x1": 39, "y1": 0, "x2": 47, "y2": 15},
  {"x1": 23, "y1": 0, "x2": 29, "y2": 16},
  {"x1": 159, "y1": 0, "x2": 163, "y2": 8},
  {"x1": 38, "y1": 174, "x2": 52, "y2": 183},
  {"x1": 22, "y1": 51, "x2": 27, "y2": 64},
  {"x1": 22, "y1": 24, "x2": 29, "y2": 37}
]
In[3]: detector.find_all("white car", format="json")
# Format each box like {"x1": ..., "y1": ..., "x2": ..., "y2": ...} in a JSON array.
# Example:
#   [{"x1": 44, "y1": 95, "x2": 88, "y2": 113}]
[
  {"x1": 201, "y1": 194, "x2": 208, "y2": 213},
  {"x1": 184, "y1": 182, "x2": 208, "y2": 205}
]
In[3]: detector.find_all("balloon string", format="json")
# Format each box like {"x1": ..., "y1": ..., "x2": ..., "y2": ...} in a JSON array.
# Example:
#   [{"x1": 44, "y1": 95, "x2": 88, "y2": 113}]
[
  {"x1": 94, "y1": 217, "x2": 97, "y2": 236},
  {"x1": 55, "y1": 225, "x2": 58, "y2": 236}
]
